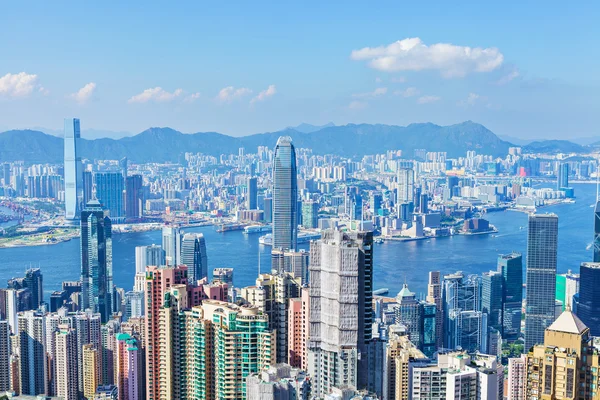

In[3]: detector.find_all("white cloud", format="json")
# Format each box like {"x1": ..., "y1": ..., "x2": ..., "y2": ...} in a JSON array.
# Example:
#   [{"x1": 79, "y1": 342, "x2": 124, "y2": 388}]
[
  {"x1": 352, "y1": 87, "x2": 388, "y2": 98},
  {"x1": 128, "y1": 87, "x2": 183, "y2": 103},
  {"x1": 391, "y1": 76, "x2": 406, "y2": 83},
  {"x1": 394, "y1": 87, "x2": 420, "y2": 97},
  {"x1": 497, "y1": 69, "x2": 520, "y2": 85},
  {"x1": 216, "y1": 86, "x2": 252, "y2": 103},
  {"x1": 70, "y1": 82, "x2": 96, "y2": 104},
  {"x1": 457, "y1": 92, "x2": 490, "y2": 107},
  {"x1": 417, "y1": 95, "x2": 441, "y2": 104},
  {"x1": 465, "y1": 92, "x2": 480, "y2": 105},
  {"x1": 250, "y1": 85, "x2": 277, "y2": 104},
  {"x1": 351, "y1": 37, "x2": 504, "y2": 78},
  {"x1": 348, "y1": 100, "x2": 367, "y2": 110},
  {"x1": 183, "y1": 92, "x2": 201, "y2": 103},
  {"x1": 0, "y1": 72, "x2": 39, "y2": 97},
  {"x1": 375, "y1": 77, "x2": 382, "y2": 83},
  {"x1": 38, "y1": 86, "x2": 50, "y2": 96}
]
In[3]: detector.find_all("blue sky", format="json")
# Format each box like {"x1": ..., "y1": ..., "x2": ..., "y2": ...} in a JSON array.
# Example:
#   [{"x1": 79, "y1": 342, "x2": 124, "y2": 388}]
[{"x1": 0, "y1": 1, "x2": 597, "y2": 139}]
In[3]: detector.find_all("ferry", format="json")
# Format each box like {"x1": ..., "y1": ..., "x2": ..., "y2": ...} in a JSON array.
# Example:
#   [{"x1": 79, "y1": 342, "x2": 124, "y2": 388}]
[
  {"x1": 243, "y1": 225, "x2": 272, "y2": 234},
  {"x1": 259, "y1": 232, "x2": 322, "y2": 246},
  {"x1": 216, "y1": 223, "x2": 246, "y2": 233}
]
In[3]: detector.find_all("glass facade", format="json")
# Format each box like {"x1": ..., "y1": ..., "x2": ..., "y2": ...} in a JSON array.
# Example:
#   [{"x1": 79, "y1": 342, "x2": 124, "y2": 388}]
[
  {"x1": 498, "y1": 252, "x2": 523, "y2": 341},
  {"x1": 181, "y1": 233, "x2": 208, "y2": 282},
  {"x1": 272, "y1": 136, "x2": 298, "y2": 251},
  {"x1": 64, "y1": 118, "x2": 83, "y2": 220},
  {"x1": 577, "y1": 262, "x2": 600, "y2": 336},
  {"x1": 524, "y1": 214, "x2": 558, "y2": 350},
  {"x1": 95, "y1": 172, "x2": 125, "y2": 223}
]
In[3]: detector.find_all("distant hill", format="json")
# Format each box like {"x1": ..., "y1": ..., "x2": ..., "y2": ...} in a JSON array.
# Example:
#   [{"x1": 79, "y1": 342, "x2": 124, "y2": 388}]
[
  {"x1": 523, "y1": 140, "x2": 587, "y2": 154},
  {"x1": 286, "y1": 122, "x2": 335, "y2": 133},
  {"x1": 0, "y1": 121, "x2": 513, "y2": 163}
]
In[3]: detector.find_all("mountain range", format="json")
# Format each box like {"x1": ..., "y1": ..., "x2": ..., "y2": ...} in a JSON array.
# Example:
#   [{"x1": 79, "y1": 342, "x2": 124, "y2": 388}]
[{"x1": 0, "y1": 121, "x2": 589, "y2": 164}]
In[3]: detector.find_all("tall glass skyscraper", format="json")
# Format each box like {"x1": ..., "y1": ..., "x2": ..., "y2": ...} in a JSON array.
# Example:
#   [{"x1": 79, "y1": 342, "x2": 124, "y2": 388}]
[
  {"x1": 181, "y1": 233, "x2": 208, "y2": 282},
  {"x1": 497, "y1": 252, "x2": 523, "y2": 342},
  {"x1": 162, "y1": 226, "x2": 181, "y2": 266},
  {"x1": 80, "y1": 200, "x2": 113, "y2": 323},
  {"x1": 272, "y1": 136, "x2": 298, "y2": 251},
  {"x1": 524, "y1": 213, "x2": 558, "y2": 350},
  {"x1": 64, "y1": 118, "x2": 83, "y2": 220},
  {"x1": 95, "y1": 172, "x2": 125, "y2": 223},
  {"x1": 576, "y1": 262, "x2": 600, "y2": 336},
  {"x1": 594, "y1": 200, "x2": 600, "y2": 262}
]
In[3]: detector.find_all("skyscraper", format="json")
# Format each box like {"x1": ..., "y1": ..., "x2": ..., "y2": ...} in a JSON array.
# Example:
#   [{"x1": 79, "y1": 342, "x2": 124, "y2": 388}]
[
  {"x1": 397, "y1": 167, "x2": 414, "y2": 204},
  {"x1": 301, "y1": 200, "x2": 319, "y2": 229},
  {"x1": 125, "y1": 174, "x2": 143, "y2": 220},
  {"x1": 115, "y1": 333, "x2": 140, "y2": 400},
  {"x1": 594, "y1": 200, "x2": 600, "y2": 262},
  {"x1": 80, "y1": 200, "x2": 114, "y2": 323},
  {"x1": 55, "y1": 326, "x2": 78, "y2": 400},
  {"x1": 82, "y1": 344, "x2": 100, "y2": 400},
  {"x1": 135, "y1": 244, "x2": 165, "y2": 274},
  {"x1": 161, "y1": 226, "x2": 181, "y2": 266},
  {"x1": 576, "y1": 262, "x2": 600, "y2": 336},
  {"x1": 556, "y1": 269, "x2": 579, "y2": 311},
  {"x1": 307, "y1": 230, "x2": 376, "y2": 397},
  {"x1": 426, "y1": 271, "x2": 443, "y2": 350},
  {"x1": 23, "y1": 268, "x2": 43, "y2": 309},
  {"x1": 272, "y1": 136, "x2": 298, "y2": 251},
  {"x1": 481, "y1": 270, "x2": 504, "y2": 336},
  {"x1": 497, "y1": 253, "x2": 523, "y2": 342},
  {"x1": 95, "y1": 172, "x2": 125, "y2": 223},
  {"x1": 0, "y1": 320, "x2": 9, "y2": 392},
  {"x1": 180, "y1": 233, "x2": 208, "y2": 282},
  {"x1": 557, "y1": 162, "x2": 569, "y2": 189},
  {"x1": 64, "y1": 118, "x2": 83, "y2": 220},
  {"x1": 524, "y1": 213, "x2": 558, "y2": 350},
  {"x1": 247, "y1": 176, "x2": 257, "y2": 210},
  {"x1": 18, "y1": 310, "x2": 47, "y2": 396}
]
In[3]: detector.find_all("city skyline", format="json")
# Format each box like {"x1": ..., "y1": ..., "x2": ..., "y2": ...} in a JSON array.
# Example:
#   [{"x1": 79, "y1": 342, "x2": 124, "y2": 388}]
[{"x1": 0, "y1": 2, "x2": 598, "y2": 139}]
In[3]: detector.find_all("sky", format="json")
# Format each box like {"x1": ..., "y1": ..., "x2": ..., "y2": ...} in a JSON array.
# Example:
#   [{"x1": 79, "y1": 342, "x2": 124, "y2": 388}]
[{"x1": 0, "y1": 1, "x2": 598, "y2": 139}]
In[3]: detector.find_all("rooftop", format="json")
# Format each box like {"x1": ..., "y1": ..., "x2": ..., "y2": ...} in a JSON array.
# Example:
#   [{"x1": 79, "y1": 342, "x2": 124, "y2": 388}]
[{"x1": 547, "y1": 309, "x2": 587, "y2": 335}]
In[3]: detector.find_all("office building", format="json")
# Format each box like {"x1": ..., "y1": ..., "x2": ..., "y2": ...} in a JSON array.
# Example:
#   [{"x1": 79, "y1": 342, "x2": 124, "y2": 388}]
[
  {"x1": 161, "y1": 226, "x2": 181, "y2": 266},
  {"x1": 426, "y1": 271, "x2": 443, "y2": 350},
  {"x1": 507, "y1": 355, "x2": 526, "y2": 400},
  {"x1": 443, "y1": 272, "x2": 487, "y2": 353},
  {"x1": 524, "y1": 213, "x2": 558, "y2": 350},
  {"x1": 135, "y1": 244, "x2": 165, "y2": 274},
  {"x1": 0, "y1": 320, "x2": 9, "y2": 392},
  {"x1": 394, "y1": 283, "x2": 436, "y2": 357},
  {"x1": 64, "y1": 118, "x2": 83, "y2": 220},
  {"x1": 23, "y1": 268, "x2": 43, "y2": 309},
  {"x1": 595, "y1": 199, "x2": 600, "y2": 262},
  {"x1": 577, "y1": 262, "x2": 600, "y2": 336},
  {"x1": 82, "y1": 344, "x2": 100, "y2": 400},
  {"x1": 247, "y1": 176, "x2": 258, "y2": 209},
  {"x1": 272, "y1": 136, "x2": 298, "y2": 251},
  {"x1": 83, "y1": 170, "x2": 93, "y2": 207},
  {"x1": 55, "y1": 326, "x2": 78, "y2": 400},
  {"x1": 308, "y1": 230, "x2": 378, "y2": 397},
  {"x1": 18, "y1": 310, "x2": 47, "y2": 396},
  {"x1": 556, "y1": 269, "x2": 579, "y2": 311},
  {"x1": 370, "y1": 192, "x2": 382, "y2": 216},
  {"x1": 246, "y1": 364, "x2": 310, "y2": 400},
  {"x1": 180, "y1": 232, "x2": 208, "y2": 282},
  {"x1": 95, "y1": 172, "x2": 125, "y2": 223},
  {"x1": 270, "y1": 248, "x2": 309, "y2": 284},
  {"x1": 497, "y1": 253, "x2": 523, "y2": 342},
  {"x1": 526, "y1": 309, "x2": 600, "y2": 398},
  {"x1": 481, "y1": 270, "x2": 504, "y2": 335},
  {"x1": 557, "y1": 162, "x2": 569, "y2": 189},
  {"x1": 301, "y1": 200, "x2": 319, "y2": 229},
  {"x1": 80, "y1": 200, "x2": 114, "y2": 323},
  {"x1": 125, "y1": 174, "x2": 143, "y2": 219}
]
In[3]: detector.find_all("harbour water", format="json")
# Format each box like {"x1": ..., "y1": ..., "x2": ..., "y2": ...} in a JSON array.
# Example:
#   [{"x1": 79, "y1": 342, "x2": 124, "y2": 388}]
[{"x1": 0, "y1": 183, "x2": 596, "y2": 300}]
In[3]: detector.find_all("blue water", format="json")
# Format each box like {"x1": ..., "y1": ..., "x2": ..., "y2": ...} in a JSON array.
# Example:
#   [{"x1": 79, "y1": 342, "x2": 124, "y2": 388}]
[{"x1": 0, "y1": 183, "x2": 596, "y2": 300}]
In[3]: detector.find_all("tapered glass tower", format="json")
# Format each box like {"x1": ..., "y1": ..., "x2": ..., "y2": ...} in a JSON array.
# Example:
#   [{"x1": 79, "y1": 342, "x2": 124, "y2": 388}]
[
  {"x1": 64, "y1": 118, "x2": 83, "y2": 220},
  {"x1": 272, "y1": 136, "x2": 298, "y2": 250}
]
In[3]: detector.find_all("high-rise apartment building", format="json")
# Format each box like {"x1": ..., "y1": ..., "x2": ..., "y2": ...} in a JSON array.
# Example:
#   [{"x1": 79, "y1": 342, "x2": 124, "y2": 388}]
[
  {"x1": 272, "y1": 136, "x2": 298, "y2": 251},
  {"x1": 308, "y1": 230, "x2": 378, "y2": 397},
  {"x1": 95, "y1": 172, "x2": 125, "y2": 223},
  {"x1": 23, "y1": 268, "x2": 43, "y2": 309},
  {"x1": 18, "y1": 310, "x2": 47, "y2": 396},
  {"x1": 161, "y1": 226, "x2": 181, "y2": 266},
  {"x1": 82, "y1": 344, "x2": 100, "y2": 400},
  {"x1": 125, "y1": 174, "x2": 143, "y2": 219},
  {"x1": 0, "y1": 320, "x2": 10, "y2": 392},
  {"x1": 524, "y1": 213, "x2": 558, "y2": 350},
  {"x1": 115, "y1": 333, "x2": 140, "y2": 400},
  {"x1": 507, "y1": 355, "x2": 526, "y2": 400},
  {"x1": 80, "y1": 200, "x2": 114, "y2": 323},
  {"x1": 526, "y1": 309, "x2": 600, "y2": 398},
  {"x1": 397, "y1": 167, "x2": 414, "y2": 204},
  {"x1": 180, "y1": 232, "x2": 208, "y2": 282},
  {"x1": 212, "y1": 267, "x2": 234, "y2": 286},
  {"x1": 497, "y1": 253, "x2": 523, "y2": 342},
  {"x1": 64, "y1": 118, "x2": 83, "y2": 220},
  {"x1": 270, "y1": 248, "x2": 309, "y2": 284},
  {"x1": 384, "y1": 327, "x2": 428, "y2": 400},
  {"x1": 55, "y1": 325, "x2": 78, "y2": 400},
  {"x1": 288, "y1": 288, "x2": 310, "y2": 370},
  {"x1": 577, "y1": 262, "x2": 600, "y2": 336}
]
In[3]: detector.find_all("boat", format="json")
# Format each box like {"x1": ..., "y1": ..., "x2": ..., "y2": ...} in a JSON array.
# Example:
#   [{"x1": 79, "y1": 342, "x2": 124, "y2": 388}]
[
  {"x1": 244, "y1": 225, "x2": 272, "y2": 234},
  {"x1": 259, "y1": 232, "x2": 322, "y2": 246},
  {"x1": 375, "y1": 238, "x2": 384, "y2": 244},
  {"x1": 216, "y1": 223, "x2": 246, "y2": 233}
]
